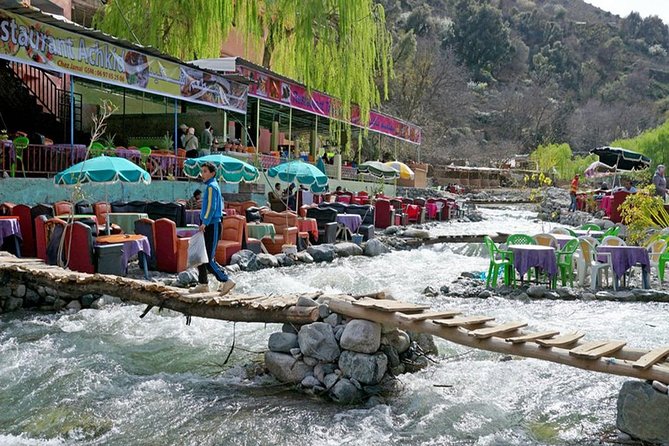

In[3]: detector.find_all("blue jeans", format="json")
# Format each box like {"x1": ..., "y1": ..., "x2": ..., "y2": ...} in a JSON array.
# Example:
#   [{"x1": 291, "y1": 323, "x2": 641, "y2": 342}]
[
  {"x1": 569, "y1": 193, "x2": 577, "y2": 212},
  {"x1": 198, "y1": 221, "x2": 229, "y2": 284}
]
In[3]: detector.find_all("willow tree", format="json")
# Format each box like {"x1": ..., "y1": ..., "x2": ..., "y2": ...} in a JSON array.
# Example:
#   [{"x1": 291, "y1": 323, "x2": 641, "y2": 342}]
[{"x1": 94, "y1": 0, "x2": 392, "y2": 127}]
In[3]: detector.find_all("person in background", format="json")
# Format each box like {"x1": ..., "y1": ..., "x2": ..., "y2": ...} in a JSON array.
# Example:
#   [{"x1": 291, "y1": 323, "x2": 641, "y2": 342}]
[
  {"x1": 191, "y1": 162, "x2": 235, "y2": 295},
  {"x1": 184, "y1": 127, "x2": 199, "y2": 158},
  {"x1": 653, "y1": 164, "x2": 667, "y2": 200},
  {"x1": 187, "y1": 189, "x2": 202, "y2": 209},
  {"x1": 335, "y1": 186, "x2": 342, "y2": 194},
  {"x1": 178, "y1": 124, "x2": 188, "y2": 147},
  {"x1": 200, "y1": 121, "x2": 213, "y2": 156},
  {"x1": 286, "y1": 183, "x2": 297, "y2": 211},
  {"x1": 569, "y1": 174, "x2": 579, "y2": 212}
]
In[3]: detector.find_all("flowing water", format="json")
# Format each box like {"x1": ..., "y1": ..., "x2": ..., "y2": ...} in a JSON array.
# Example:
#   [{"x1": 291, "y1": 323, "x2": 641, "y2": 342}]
[{"x1": 1, "y1": 206, "x2": 667, "y2": 445}]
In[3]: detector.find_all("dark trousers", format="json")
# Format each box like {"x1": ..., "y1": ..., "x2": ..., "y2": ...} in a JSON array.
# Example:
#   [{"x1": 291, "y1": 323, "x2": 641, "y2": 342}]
[{"x1": 198, "y1": 221, "x2": 229, "y2": 284}]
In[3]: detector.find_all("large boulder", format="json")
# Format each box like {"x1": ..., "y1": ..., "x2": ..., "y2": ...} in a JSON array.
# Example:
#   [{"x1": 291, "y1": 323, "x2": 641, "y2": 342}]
[
  {"x1": 402, "y1": 228, "x2": 430, "y2": 239},
  {"x1": 297, "y1": 322, "x2": 340, "y2": 362},
  {"x1": 230, "y1": 250, "x2": 260, "y2": 271},
  {"x1": 307, "y1": 245, "x2": 336, "y2": 263},
  {"x1": 617, "y1": 380, "x2": 669, "y2": 443},
  {"x1": 295, "y1": 251, "x2": 314, "y2": 263},
  {"x1": 256, "y1": 253, "x2": 279, "y2": 268},
  {"x1": 334, "y1": 242, "x2": 363, "y2": 257},
  {"x1": 329, "y1": 378, "x2": 363, "y2": 404},
  {"x1": 338, "y1": 351, "x2": 388, "y2": 385},
  {"x1": 340, "y1": 320, "x2": 382, "y2": 354},
  {"x1": 363, "y1": 239, "x2": 391, "y2": 257},
  {"x1": 381, "y1": 329, "x2": 411, "y2": 354},
  {"x1": 268, "y1": 332, "x2": 299, "y2": 353},
  {"x1": 264, "y1": 351, "x2": 313, "y2": 383}
]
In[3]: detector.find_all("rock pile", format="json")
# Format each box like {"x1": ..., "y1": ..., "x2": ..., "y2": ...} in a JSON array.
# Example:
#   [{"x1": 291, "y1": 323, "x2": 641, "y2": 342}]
[
  {"x1": 264, "y1": 297, "x2": 438, "y2": 404},
  {"x1": 0, "y1": 276, "x2": 122, "y2": 314},
  {"x1": 466, "y1": 189, "x2": 532, "y2": 202}
]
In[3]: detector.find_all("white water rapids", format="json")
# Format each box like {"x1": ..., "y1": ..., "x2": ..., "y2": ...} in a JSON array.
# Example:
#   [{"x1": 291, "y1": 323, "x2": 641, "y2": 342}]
[{"x1": 1, "y1": 206, "x2": 667, "y2": 445}]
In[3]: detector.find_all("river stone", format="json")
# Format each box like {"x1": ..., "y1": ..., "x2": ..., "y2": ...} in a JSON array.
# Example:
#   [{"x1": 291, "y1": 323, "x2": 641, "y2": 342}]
[
  {"x1": 307, "y1": 245, "x2": 336, "y2": 262},
  {"x1": 340, "y1": 320, "x2": 382, "y2": 354},
  {"x1": 301, "y1": 375, "x2": 321, "y2": 388},
  {"x1": 381, "y1": 345, "x2": 401, "y2": 368},
  {"x1": 295, "y1": 251, "x2": 314, "y2": 263},
  {"x1": 330, "y1": 379, "x2": 363, "y2": 404},
  {"x1": 314, "y1": 363, "x2": 336, "y2": 383},
  {"x1": 303, "y1": 356, "x2": 318, "y2": 367},
  {"x1": 323, "y1": 373, "x2": 339, "y2": 389},
  {"x1": 363, "y1": 239, "x2": 391, "y2": 256},
  {"x1": 334, "y1": 325, "x2": 345, "y2": 342},
  {"x1": 334, "y1": 242, "x2": 363, "y2": 257},
  {"x1": 268, "y1": 332, "x2": 299, "y2": 353},
  {"x1": 230, "y1": 250, "x2": 260, "y2": 271},
  {"x1": 402, "y1": 228, "x2": 430, "y2": 239},
  {"x1": 91, "y1": 295, "x2": 122, "y2": 309},
  {"x1": 0, "y1": 287, "x2": 11, "y2": 298},
  {"x1": 290, "y1": 348, "x2": 302, "y2": 359},
  {"x1": 384, "y1": 226, "x2": 400, "y2": 235},
  {"x1": 382, "y1": 330, "x2": 411, "y2": 354},
  {"x1": 14, "y1": 284, "x2": 26, "y2": 298},
  {"x1": 297, "y1": 296, "x2": 319, "y2": 307},
  {"x1": 80, "y1": 294, "x2": 98, "y2": 308},
  {"x1": 275, "y1": 253, "x2": 295, "y2": 267},
  {"x1": 24, "y1": 288, "x2": 40, "y2": 306},
  {"x1": 65, "y1": 300, "x2": 82, "y2": 311},
  {"x1": 478, "y1": 290, "x2": 492, "y2": 299},
  {"x1": 407, "y1": 332, "x2": 438, "y2": 355},
  {"x1": 324, "y1": 313, "x2": 341, "y2": 327},
  {"x1": 4, "y1": 297, "x2": 23, "y2": 312},
  {"x1": 617, "y1": 380, "x2": 669, "y2": 443},
  {"x1": 264, "y1": 351, "x2": 313, "y2": 383},
  {"x1": 423, "y1": 286, "x2": 439, "y2": 297},
  {"x1": 297, "y1": 322, "x2": 340, "y2": 362},
  {"x1": 54, "y1": 298, "x2": 67, "y2": 310},
  {"x1": 338, "y1": 351, "x2": 387, "y2": 385},
  {"x1": 177, "y1": 269, "x2": 198, "y2": 285},
  {"x1": 256, "y1": 253, "x2": 279, "y2": 268},
  {"x1": 527, "y1": 286, "x2": 547, "y2": 298}
]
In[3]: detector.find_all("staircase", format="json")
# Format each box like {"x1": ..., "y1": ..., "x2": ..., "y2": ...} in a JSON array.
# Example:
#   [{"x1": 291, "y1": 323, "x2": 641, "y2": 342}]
[{"x1": 0, "y1": 61, "x2": 82, "y2": 141}]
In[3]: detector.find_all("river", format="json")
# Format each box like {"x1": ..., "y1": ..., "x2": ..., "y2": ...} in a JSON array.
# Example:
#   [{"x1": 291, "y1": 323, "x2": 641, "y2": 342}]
[{"x1": 1, "y1": 206, "x2": 667, "y2": 445}]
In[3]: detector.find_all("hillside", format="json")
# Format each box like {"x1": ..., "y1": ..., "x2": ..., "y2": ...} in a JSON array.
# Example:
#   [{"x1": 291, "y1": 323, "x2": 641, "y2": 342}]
[{"x1": 379, "y1": 0, "x2": 669, "y2": 164}]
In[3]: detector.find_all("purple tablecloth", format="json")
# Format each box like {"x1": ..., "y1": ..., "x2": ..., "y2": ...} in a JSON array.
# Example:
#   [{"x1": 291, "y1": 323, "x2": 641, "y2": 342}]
[
  {"x1": 552, "y1": 234, "x2": 576, "y2": 248},
  {"x1": 115, "y1": 148, "x2": 141, "y2": 161},
  {"x1": 176, "y1": 227, "x2": 199, "y2": 238},
  {"x1": 509, "y1": 244, "x2": 558, "y2": 278},
  {"x1": 336, "y1": 214, "x2": 363, "y2": 233},
  {"x1": 597, "y1": 246, "x2": 650, "y2": 279},
  {"x1": 0, "y1": 217, "x2": 22, "y2": 246},
  {"x1": 185, "y1": 209, "x2": 201, "y2": 225}
]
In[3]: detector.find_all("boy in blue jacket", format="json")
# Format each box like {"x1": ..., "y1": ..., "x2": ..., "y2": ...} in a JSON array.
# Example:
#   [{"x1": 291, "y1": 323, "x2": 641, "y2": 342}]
[{"x1": 191, "y1": 162, "x2": 235, "y2": 294}]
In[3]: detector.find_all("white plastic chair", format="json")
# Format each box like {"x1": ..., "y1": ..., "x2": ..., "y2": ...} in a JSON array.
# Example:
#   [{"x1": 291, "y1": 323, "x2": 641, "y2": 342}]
[
  {"x1": 550, "y1": 227, "x2": 571, "y2": 235},
  {"x1": 601, "y1": 236, "x2": 626, "y2": 246},
  {"x1": 577, "y1": 238, "x2": 615, "y2": 290},
  {"x1": 647, "y1": 239, "x2": 668, "y2": 283},
  {"x1": 533, "y1": 233, "x2": 559, "y2": 249}
]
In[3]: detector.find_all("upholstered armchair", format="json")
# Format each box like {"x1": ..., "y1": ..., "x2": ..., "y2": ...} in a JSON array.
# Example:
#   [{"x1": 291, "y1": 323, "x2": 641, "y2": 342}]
[
  {"x1": 215, "y1": 215, "x2": 245, "y2": 265},
  {"x1": 260, "y1": 211, "x2": 299, "y2": 254},
  {"x1": 374, "y1": 199, "x2": 395, "y2": 229},
  {"x1": 155, "y1": 218, "x2": 189, "y2": 273},
  {"x1": 306, "y1": 207, "x2": 338, "y2": 244}
]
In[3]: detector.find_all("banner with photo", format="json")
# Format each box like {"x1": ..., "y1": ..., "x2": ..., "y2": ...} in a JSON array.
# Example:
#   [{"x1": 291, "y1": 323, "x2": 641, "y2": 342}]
[{"x1": 0, "y1": 9, "x2": 248, "y2": 113}]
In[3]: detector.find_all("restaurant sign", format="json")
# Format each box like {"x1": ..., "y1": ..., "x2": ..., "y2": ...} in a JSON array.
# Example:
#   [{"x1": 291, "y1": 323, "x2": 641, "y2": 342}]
[
  {"x1": 0, "y1": 9, "x2": 248, "y2": 113},
  {"x1": 239, "y1": 66, "x2": 421, "y2": 145}
]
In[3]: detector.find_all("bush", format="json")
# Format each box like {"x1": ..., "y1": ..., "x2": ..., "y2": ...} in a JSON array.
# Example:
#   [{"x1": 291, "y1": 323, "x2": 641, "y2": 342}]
[{"x1": 529, "y1": 143, "x2": 596, "y2": 180}]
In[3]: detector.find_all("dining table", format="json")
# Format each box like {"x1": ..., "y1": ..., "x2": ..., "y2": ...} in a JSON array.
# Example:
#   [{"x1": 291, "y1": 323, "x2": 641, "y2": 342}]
[
  {"x1": 550, "y1": 233, "x2": 577, "y2": 249},
  {"x1": 508, "y1": 244, "x2": 558, "y2": 282},
  {"x1": 176, "y1": 226, "x2": 199, "y2": 238},
  {"x1": 95, "y1": 234, "x2": 151, "y2": 279},
  {"x1": 297, "y1": 217, "x2": 318, "y2": 241},
  {"x1": 597, "y1": 245, "x2": 651, "y2": 289},
  {"x1": 573, "y1": 229, "x2": 605, "y2": 238},
  {"x1": 247, "y1": 222, "x2": 276, "y2": 241},
  {"x1": 335, "y1": 214, "x2": 363, "y2": 241},
  {"x1": 0, "y1": 216, "x2": 22, "y2": 256}
]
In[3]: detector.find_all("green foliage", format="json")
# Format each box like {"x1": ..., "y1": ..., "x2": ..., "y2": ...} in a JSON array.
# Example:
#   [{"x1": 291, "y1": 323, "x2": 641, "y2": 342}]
[
  {"x1": 449, "y1": 0, "x2": 513, "y2": 78},
  {"x1": 619, "y1": 185, "x2": 669, "y2": 245},
  {"x1": 612, "y1": 120, "x2": 669, "y2": 170},
  {"x1": 94, "y1": 0, "x2": 392, "y2": 127},
  {"x1": 529, "y1": 143, "x2": 596, "y2": 180}
]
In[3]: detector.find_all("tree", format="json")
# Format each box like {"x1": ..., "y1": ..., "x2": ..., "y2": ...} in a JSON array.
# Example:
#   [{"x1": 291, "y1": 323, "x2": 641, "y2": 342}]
[
  {"x1": 94, "y1": 0, "x2": 392, "y2": 124},
  {"x1": 448, "y1": 0, "x2": 513, "y2": 79}
]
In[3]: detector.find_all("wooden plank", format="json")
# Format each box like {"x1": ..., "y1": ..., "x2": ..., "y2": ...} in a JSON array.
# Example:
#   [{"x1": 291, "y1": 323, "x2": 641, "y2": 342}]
[
  {"x1": 433, "y1": 316, "x2": 495, "y2": 327},
  {"x1": 397, "y1": 310, "x2": 462, "y2": 321},
  {"x1": 505, "y1": 330, "x2": 560, "y2": 344},
  {"x1": 536, "y1": 332, "x2": 585, "y2": 348},
  {"x1": 469, "y1": 322, "x2": 528, "y2": 339},
  {"x1": 569, "y1": 341, "x2": 609, "y2": 355},
  {"x1": 632, "y1": 347, "x2": 669, "y2": 370},
  {"x1": 352, "y1": 298, "x2": 431, "y2": 313},
  {"x1": 571, "y1": 341, "x2": 627, "y2": 359}
]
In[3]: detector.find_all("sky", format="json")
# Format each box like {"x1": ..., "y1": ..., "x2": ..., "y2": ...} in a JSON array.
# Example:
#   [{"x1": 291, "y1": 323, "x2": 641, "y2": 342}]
[{"x1": 583, "y1": 0, "x2": 669, "y2": 25}]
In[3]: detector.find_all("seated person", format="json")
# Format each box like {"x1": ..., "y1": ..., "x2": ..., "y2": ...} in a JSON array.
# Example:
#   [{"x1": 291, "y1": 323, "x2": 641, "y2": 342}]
[
  {"x1": 286, "y1": 183, "x2": 297, "y2": 211},
  {"x1": 187, "y1": 190, "x2": 202, "y2": 209},
  {"x1": 620, "y1": 179, "x2": 637, "y2": 193},
  {"x1": 268, "y1": 182, "x2": 283, "y2": 200}
]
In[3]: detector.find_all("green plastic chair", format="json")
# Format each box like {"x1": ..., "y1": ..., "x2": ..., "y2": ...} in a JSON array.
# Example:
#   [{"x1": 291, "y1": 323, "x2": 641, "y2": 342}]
[
  {"x1": 656, "y1": 235, "x2": 669, "y2": 282},
  {"x1": 601, "y1": 226, "x2": 620, "y2": 238},
  {"x1": 554, "y1": 238, "x2": 579, "y2": 288},
  {"x1": 483, "y1": 236, "x2": 515, "y2": 288},
  {"x1": 10, "y1": 136, "x2": 29, "y2": 177},
  {"x1": 579, "y1": 223, "x2": 601, "y2": 231},
  {"x1": 138, "y1": 146, "x2": 152, "y2": 170},
  {"x1": 89, "y1": 141, "x2": 106, "y2": 157},
  {"x1": 506, "y1": 234, "x2": 536, "y2": 245}
]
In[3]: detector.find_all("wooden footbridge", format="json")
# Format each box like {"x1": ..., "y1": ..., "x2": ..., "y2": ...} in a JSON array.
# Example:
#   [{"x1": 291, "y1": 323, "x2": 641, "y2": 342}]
[{"x1": 2, "y1": 252, "x2": 669, "y2": 384}]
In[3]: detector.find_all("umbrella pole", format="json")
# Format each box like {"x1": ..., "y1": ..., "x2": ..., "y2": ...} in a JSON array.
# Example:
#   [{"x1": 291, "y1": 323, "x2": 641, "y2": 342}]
[{"x1": 106, "y1": 185, "x2": 111, "y2": 236}]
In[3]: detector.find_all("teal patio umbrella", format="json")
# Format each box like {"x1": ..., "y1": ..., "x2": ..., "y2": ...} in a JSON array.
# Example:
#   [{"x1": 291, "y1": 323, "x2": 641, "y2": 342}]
[
  {"x1": 267, "y1": 160, "x2": 329, "y2": 192},
  {"x1": 357, "y1": 161, "x2": 400, "y2": 180},
  {"x1": 183, "y1": 154, "x2": 259, "y2": 183},
  {"x1": 55, "y1": 155, "x2": 151, "y2": 234}
]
